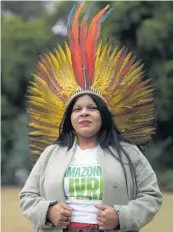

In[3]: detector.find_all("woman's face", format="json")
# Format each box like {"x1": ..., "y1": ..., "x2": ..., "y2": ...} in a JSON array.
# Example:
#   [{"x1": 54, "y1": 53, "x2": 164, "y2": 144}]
[{"x1": 71, "y1": 95, "x2": 102, "y2": 140}]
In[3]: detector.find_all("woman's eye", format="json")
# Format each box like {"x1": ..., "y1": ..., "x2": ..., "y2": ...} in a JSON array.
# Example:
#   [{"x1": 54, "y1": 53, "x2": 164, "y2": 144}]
[
  {"x1": 89, "y1": 106, "x2": 98, "y2": 110},
  {"x1": 73, "y1": 108, "x2": 80, "y2": 112}
]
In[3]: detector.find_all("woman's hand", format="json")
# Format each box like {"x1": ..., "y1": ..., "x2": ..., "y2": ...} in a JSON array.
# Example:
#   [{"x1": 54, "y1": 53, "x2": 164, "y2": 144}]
[
  {"x1": 47, "y1": 203, "x2": 73, "y2": 228},
  {"x1": 95, "y1": 204, "x2": 119, "y2": 230}
]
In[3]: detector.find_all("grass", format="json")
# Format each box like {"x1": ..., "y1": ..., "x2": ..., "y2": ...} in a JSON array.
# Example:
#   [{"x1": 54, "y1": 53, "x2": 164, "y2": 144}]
[{"x1": 1, "y1": 187, "x2": 173, "y2": 232}]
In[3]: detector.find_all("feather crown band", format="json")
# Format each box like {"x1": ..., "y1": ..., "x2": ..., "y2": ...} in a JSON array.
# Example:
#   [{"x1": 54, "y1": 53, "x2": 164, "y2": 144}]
[{"x1": 26, "y1": 3, "x2": 155, "y2": 162}]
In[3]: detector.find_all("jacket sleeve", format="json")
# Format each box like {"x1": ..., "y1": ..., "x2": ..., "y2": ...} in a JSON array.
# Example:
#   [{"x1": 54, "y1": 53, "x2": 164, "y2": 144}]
[
  {"x1": 19, "y1": 144, "x2": 57, "y2": 229},
  {"x1": 113, "y1": 146, "x2": 163, "y2": 232}
]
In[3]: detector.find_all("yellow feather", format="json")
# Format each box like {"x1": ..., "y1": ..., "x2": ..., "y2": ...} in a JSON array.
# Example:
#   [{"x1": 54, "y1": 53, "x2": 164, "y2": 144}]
[
  {"x1": 118, "y1": 52, "x2": 133, "y2": 75},
  {"x1": 29, "y1": 80, "x2": 39, "y2": 88},
  {"x1": 33, "y1": 74, "x2": 47, "y2": 87},
  {"x1": 38, "y1": 62, "x2": 49, "y2": 76},
  {"x1": 55, "y1": 49, "x2": 62, "y2": 65},
  {"x1": 29, "y1": 87, "x2": 43, "y2": 96},
  {"x1": 112, "y1": 47, "x2": 124, "y2": 67},
  {"x1": 29, "y1": 130, "x2": 57, "y2": 136},
  {"x1": 99, "y1": 43, "x2": 109, "y2": 65},
  {"x1": 29, "y1": 101, "x2": 47, "y2": 108},
  {"x1": 45, "y1": 54, "x2": 52, "y2": 66},
  {"x1": 29, "y1": 123, "x2": 56, "y2": 130},
  {"x1": 96, "y1": 39, "x2": 102, "y2": 63},
  {"x1": 49, "y1": 52, "x2": 60, "y2": 69},
  {"x1": 29, "y1": 96, "x2": 47, "y2": 104},
  {"x1": 109, "y1": 46, "x2": 119, "y2": 62},
  {"x1": 58, "y1": 45, "x2": 66, "y2": 63},
  {"x1": 65, "y1": 42, "x2": 72, "y2": 64}
]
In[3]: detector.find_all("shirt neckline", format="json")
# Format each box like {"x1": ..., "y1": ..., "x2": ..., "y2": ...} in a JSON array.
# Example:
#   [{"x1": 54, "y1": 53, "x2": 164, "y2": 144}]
[{"x1": 76, "y1": 144, "x2": 99, "y2": 152}]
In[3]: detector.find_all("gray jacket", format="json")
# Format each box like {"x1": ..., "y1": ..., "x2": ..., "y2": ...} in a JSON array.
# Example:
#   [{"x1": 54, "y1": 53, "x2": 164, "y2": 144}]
[{"x1": 19, "y1": 142, "x2": 163, "y2": 232}]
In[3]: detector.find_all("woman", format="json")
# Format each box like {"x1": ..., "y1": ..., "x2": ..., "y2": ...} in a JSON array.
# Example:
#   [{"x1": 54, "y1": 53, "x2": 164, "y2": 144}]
[{"x1": 20, "y1": 3, "x2": 162, "y2": 232}]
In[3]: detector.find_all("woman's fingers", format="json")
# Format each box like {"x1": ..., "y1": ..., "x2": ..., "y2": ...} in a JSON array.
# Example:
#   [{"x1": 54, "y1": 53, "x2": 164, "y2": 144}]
[
  {"x1": 97, "y1": 220, "x2": 104, "y2": 226},
  {"x1": 60, "y1": 221, "x2": 70, "y2": 226},
  {"x1": 99, "y1": 226, "x2": 105, "y2": 231},
  {"x1": 62, "y1": 209, "x2": 72, "y2": 217},
  {"x1": 59, "y1": 216, "x2": 71, "y2": 222},
  {"x1": 96, "y1": 216, "x2": 102, "y2": 221},
  {"x1": 60, "y1": 203, "x2": 73, "y2": 211},
  {"x1": 61, "y1": 225, "x2": 68, "y2": 229},
  {"x1": 59, "y1": 221, "x2": 71, "y2": 229}
]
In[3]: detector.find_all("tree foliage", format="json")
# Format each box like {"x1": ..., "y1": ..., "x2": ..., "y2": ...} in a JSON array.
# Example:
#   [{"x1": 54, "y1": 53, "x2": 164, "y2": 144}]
[
  {"x1": 1, "y1": 0, "x2": 46, "y2": 19},
  {"x1": 2, "y1": 1, "x2": 173, "y2": 190}
]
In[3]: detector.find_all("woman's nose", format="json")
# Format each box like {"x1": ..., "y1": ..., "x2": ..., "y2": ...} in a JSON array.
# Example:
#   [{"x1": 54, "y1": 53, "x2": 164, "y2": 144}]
[{"x1": 81, "y1": 108, "x2": 89, "y2": 115}]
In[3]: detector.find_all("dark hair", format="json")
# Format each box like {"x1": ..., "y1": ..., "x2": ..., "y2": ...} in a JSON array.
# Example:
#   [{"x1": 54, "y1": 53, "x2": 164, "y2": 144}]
[{"x1": 55, "y1": 93, "x2": 138, "y2": 198}]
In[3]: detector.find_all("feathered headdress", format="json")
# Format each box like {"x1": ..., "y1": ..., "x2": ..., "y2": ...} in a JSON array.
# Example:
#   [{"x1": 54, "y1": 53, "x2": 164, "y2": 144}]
[{"x1": 26, "y1": 3, "x2": 155, "y2": 163}]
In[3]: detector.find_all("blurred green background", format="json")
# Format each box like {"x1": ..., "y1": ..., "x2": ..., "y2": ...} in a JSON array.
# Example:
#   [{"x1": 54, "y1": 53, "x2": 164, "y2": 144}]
[
  {"x1": 1, "y1": 1, "x2": 173, "y2": 232},
  {"x1": 2, "y1": 0, "x2": 173, "y2": 191}
]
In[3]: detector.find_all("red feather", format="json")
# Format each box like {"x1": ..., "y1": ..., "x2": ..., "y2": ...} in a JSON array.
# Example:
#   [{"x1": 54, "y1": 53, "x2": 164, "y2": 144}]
[
  {"x1": 71, "y1": 3, "x2": 84, "y2": 88},
  {"x1": 86, "y1": 5, "x2": 110, "y2": 83}
]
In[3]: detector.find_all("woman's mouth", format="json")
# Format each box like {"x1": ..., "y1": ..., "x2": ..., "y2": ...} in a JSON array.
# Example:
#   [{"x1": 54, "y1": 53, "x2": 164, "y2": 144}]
[{"x1": 79, "y1": 120, "x2": 91, "y2": 125}]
